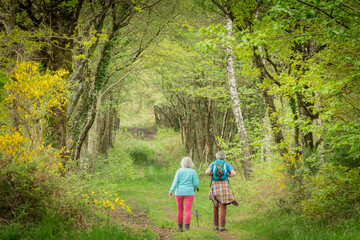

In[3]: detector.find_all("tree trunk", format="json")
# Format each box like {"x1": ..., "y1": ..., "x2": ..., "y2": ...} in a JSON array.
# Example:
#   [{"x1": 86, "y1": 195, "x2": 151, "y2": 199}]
[
  {"x1": 289, "y1": 96, "x2": 300, "y2": 150},
  {"x1": 73, "y1": 30, "x2": 116, "y2": 160},
  {"x1": 296, "y1": 93, "x2": 314, "y2": 150},
  {"x1": 225, "y1": 12, "x2": 252, "y2": 179},
  {"x1": 204, "y1": 99, "x2": 214, "y2": 162},
  {"x1": 97, "y1": 93, "x2": 116, "y2": 155},
  {"x1": 192, "y1": 100, "x2": 204, "y2": 160}
]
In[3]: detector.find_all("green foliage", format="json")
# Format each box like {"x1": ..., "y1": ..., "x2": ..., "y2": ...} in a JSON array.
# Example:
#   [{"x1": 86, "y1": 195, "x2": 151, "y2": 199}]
[
  {"x1": 0, "y1": 70, "x2": 7, "y2": 102},
  {"x1": 302, "y1": 164, "x2": 360, "y2": 220},
  {"x1": 0, "y1": 160, "x2": 55, "y2": 222},
  {"x1": 93, "y1": 145, "x2": 140, "y2": 182},
  {"x1": 325, "y1": 144, "x2": 360, "y2": 169},
  {"x1": 324, "y1": 122, "x2": 360, "y2": 167},
  {"x1": 128, "y1": 144, "x2": 157, "y2": 165},
  {"x1": 152, "y1": 127, "x2": 186, "y2": 168}
]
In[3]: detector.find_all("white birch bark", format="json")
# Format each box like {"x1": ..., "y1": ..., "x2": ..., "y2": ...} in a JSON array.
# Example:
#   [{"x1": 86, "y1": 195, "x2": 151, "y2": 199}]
[{"x1": 225, "y1": 12, "x2": 252, "y2": 179}]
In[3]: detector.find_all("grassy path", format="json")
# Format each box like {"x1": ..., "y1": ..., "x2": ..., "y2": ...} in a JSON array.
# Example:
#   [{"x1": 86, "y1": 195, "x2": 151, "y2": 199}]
[
  {"x1": 102, "y1": 141, "x2": 251, "y2": 240},
  {"x1": 109, "y1": 169, "x2": 247, "y2": 240}
]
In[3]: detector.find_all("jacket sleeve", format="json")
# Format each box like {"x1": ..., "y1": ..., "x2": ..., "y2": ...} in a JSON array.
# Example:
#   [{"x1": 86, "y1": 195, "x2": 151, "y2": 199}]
[
  {"x1": 226, "y1": 162, "x2": 233, "y2": 172},
  {"x1": 193, "y1": 170, "x2": 199, "y2": 190},
  {"x1": 169, "y1": 170, "x2": 179, "y2": 194}
]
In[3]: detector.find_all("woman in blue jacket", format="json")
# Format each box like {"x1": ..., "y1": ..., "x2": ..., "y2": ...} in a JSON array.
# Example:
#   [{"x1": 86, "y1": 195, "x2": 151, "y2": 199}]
[{"x1": 169, "y1": 157, "x2": 199, "y2": 232}]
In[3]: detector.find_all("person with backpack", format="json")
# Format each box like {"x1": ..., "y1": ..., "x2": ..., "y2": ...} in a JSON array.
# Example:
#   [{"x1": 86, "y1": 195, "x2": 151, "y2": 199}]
[
  {"x1": 205, "y1": 151, "x2": 238, "y2": 231},
  {"x1": 169, "y1": 157, "x2": 199, "y2": 232}
]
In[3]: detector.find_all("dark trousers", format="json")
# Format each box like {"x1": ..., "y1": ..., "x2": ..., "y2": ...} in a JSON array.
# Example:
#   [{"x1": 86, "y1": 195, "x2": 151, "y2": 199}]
[{"x1": 213, "y1": 203, "x2": 227, "y2": 227}]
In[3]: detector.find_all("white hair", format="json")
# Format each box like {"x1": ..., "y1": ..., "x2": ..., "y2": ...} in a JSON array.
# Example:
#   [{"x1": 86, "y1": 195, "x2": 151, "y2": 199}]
[
  {"x1": 181, "y1": 157, "x2": 194, "y2": 168},
  {"x1": 216, "y1": 151, "x2": 226, "y2": 160}
]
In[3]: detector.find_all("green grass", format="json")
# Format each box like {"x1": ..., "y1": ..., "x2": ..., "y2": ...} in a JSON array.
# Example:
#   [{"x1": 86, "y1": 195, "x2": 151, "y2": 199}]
[
  {"x1": 0, "y1": 214, "x2": 156, "y2": 240},
  {"x1": 229, "y1": 213, "x2": 360, "y2": 240}
]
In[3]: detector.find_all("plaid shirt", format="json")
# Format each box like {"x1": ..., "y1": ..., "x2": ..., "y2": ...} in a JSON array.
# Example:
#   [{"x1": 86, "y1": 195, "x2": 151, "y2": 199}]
[{"x1": 209, "y1": 181, "x2": 239, "y2": 206}]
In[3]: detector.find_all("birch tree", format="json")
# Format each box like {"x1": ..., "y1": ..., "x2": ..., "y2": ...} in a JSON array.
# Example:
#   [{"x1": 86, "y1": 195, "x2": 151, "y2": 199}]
[{"x1": 225, "y1": 9, "x2": 252, "y2": 179}]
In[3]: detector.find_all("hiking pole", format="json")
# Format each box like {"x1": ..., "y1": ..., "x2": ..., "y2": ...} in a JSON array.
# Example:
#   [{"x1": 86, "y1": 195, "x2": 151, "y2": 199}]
[{"x1": 194, "y1": 187, "x2": 200, "y2": 229}]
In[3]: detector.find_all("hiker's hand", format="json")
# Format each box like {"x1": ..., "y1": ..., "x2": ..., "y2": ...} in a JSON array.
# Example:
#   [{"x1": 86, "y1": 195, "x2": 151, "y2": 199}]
[
  {"x1": 169, "y1": 193, "x2": 173, "y2": 198},
  {"x1": 228, "y1": 170, "x2": 236, "y2": 177},
  {"x1": 205, "y1": 168, "x2": 212, "y2": 176}
]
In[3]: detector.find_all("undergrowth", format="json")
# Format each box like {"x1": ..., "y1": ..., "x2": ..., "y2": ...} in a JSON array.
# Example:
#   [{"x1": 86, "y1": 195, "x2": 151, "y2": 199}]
[{"x1": 3, "y1": 125, "x2": 360, "y2": 240}]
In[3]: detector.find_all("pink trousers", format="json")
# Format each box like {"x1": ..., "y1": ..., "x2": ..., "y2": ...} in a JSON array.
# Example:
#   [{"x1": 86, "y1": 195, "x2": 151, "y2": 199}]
[{"x1": 175, "y1": 195, "x2": 194, "y2": 225}]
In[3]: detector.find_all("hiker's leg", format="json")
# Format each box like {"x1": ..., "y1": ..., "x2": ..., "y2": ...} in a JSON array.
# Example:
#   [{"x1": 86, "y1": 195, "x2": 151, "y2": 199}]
[
  {"x1": 220, "y1": 203, "x2": 227, "y2": 227},
  {"x1": 176, "y1": 195, "x2": 185, "y2": 225},
  {"x1": 213, "y1": 203, "x2": 219, "y2": 227},
  {"x1": 184, "y1": 195, "x2": 194, "y2": 225}
]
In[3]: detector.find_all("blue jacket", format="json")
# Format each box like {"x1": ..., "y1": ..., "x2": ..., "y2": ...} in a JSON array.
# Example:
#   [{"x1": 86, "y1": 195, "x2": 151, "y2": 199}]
[{"x1": 169, "y1": 167, "x2": 199, "y2": 196}]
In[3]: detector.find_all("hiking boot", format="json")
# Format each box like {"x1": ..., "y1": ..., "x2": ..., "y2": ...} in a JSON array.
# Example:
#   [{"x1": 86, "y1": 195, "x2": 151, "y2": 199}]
[
  {"x1": 177, "y1": 224, "x2": 183, "y2": 232},
  {"x1": 220, "y1": 226, "x2": 226, "y2": 231},
  {"x1": 213, "y1": 226, "x2": 219, "y2": 230},
  {"x1": 184, "y1": 224, "x2": 190, "y2": 231}
]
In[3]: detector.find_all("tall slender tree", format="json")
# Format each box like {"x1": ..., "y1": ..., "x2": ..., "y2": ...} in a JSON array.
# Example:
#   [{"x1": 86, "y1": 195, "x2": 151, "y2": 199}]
[{"x1": 224, "y1": 7, "x2": 252, "y2": 178}]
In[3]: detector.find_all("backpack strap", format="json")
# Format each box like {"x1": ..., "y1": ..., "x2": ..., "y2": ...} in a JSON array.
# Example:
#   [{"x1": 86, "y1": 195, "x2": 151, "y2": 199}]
[
  {"x1": 212, "y1": 163, "x2": 217, "y2": 174},
  {"x1": 211, "y1": 164, "x2": 215, "y2": 185}
]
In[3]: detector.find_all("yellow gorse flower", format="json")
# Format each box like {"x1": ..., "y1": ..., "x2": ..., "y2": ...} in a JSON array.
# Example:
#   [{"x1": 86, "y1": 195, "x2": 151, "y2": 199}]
[
  {"x1": 273, "y1": 149, "x2": 303, "y2": 190},
  {"x1": 84, "y1": 189, "x2": 131, "y2": 213},
  {"x1": 1, "y1": 61, "x2": 69, "y2": 170}
]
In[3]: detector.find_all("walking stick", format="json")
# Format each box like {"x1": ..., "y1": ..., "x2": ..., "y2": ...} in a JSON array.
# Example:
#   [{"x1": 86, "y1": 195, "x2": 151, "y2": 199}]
[{"x1": 194, "y1": 187, "x2": 200, "y2": 229}]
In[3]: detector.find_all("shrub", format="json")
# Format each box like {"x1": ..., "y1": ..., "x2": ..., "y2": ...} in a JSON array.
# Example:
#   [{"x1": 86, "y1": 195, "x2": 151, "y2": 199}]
[
  {"x1": 230, "y1": 158, "x2": 292, "y2": 213},
  {"x1": 302, "y1": 163, "x2": 360, "y2": 220},
  {"x1": 93, "y1": 146, "x2": 140, "y2": 182},
  {"x1": 325, "y1": 144, "x2": 360, "y2": 169},
  {"x1": 129, "y1": 145, "x2": 157, "y2": 165}
]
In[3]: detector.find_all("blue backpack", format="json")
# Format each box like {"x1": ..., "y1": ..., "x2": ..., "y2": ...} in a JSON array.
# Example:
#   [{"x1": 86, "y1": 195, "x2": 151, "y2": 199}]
[{"x1": 212, "y1": 160, "x2": 227, "y2": 181}]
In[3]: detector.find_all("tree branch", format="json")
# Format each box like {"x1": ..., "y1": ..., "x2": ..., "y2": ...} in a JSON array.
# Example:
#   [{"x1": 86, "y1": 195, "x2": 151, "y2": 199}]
[
  {"x1": 296, "y1": 0, "x2": 350, "y2": 29},
  {"x1": 341, "y1": 3, "x2": 360, "y2": 13},
  {"x1": 100, "y1": 41, "x2": 159, "y2": 99}
]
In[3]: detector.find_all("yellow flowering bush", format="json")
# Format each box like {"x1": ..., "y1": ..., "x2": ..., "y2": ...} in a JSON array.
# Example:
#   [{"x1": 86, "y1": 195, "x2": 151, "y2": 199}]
[
  {"x1": 84, "y1": 189, "x2": 132, "y2": 213},
  {"x1": 5, "y1": 61, "x2": 69, "y2": 114},
  {"x1": 272, "y1": 150, "x2": 303, "y2": 189},
  {"x1": 4, "y1": 61, "x2": 68, "y2": 148},
  {"x1": 0, "y1": 131, "x2": 67, "y2": 178},
  {"x1": 1, "y1": 61, "x2": 69, "y2": 166},
  {"x1": 0, "y1": 130, "x2": 25, "y2": 157},
  {"x1": 0, "y1": 61, "x2": 70, "y2": 222}
]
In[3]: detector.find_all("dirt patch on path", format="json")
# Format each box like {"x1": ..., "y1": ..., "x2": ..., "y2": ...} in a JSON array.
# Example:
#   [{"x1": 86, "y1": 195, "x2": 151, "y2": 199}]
[
  {"x1": 123, "y1": 127, "x2": 157, "y2": 140},
  {"x1": 109, "y1": 208, "x2": 175, "y2": 240},
  {"x1": 217, "y1": 231, "x2": 242, "y2": 240}
]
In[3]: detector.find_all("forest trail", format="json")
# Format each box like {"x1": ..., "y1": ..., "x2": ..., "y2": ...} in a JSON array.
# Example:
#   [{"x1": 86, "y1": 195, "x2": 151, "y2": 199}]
[
  {"x1": 110, "y1": 128, "x2": 243, "y2": 240},
  {"x1": 110, "y1": 207, "x2": 175, "y2": 240}
]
